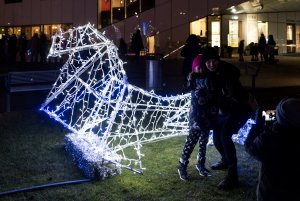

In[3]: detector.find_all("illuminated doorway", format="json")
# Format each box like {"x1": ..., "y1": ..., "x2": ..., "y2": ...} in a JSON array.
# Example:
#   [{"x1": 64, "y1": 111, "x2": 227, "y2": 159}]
[
  {"x1": 296, "y1": 25, "x2": 300, "y2": 53},
  {"x1": 190, "y1": 18, "x2": 207, "y2": 44},
  {"x1": 148, "y1": 35, "x2": 154, "y2": 54},
  {"x1": 0, "y1": 27, "x2": 4, "y2": 39},
  {"x1": 211, "y1": 21, "x2": 220, "y2": 47},
  {"x1": 258, "y1": 21, "x2": 268, "y2": 38},
  {"x1": 247, "y1": 21, "x2": 258, "y2": 45},
  {"x1": 190, "y1": 19, "x2": 205, "y2": 36},
  {"x1": 228, "y1": 20, "x2": 239, "y2": 47},
  {"x1": 32, "y1": 26, "x2": 40, "y2": 37},
  {"x1": 287, "y1": 24, "x2": 296, "y2": 53},
  {"x1": 7, "y1": 27, "x2": 21, "y2": 36}
]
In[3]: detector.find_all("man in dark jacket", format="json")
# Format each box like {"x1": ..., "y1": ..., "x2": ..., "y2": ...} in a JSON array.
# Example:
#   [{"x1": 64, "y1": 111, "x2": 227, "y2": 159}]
[
  {"x1": 180, "y1": 34, "x2": 201, "y2": 89},
  {"x1": 245, "y1": 98, "x2": 300, "y2": 201},
  {"x1": 202, "y1": 47, "x2": 253, "y2": 190},
  {"x1": 131, "y1": 29, "x2": 144, "y2": 62}
]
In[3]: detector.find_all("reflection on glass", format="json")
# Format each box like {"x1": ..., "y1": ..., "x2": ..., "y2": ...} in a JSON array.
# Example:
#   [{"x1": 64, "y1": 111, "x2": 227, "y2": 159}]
[
  {"x1": 7, "y1": 27, "x2": 21, "y2": 36},
  {"x1": 112, "y1": 0, "x2": 125, "y2": 23},
  {"x1": 5, "y1": 24, "x2": 71, "y2": 40},
  {"x1": 141, "y1": 0, "x2": 154, "y2": 12},
  {"x1": 100, "y1": 0, "x2": 111, "y2": 27},
  {"x1": 99, "y1": 0, "x2": 155, "y2": 28},
  {"x1": 126, "y1": 0, "x2": 139, "y2": 18}
]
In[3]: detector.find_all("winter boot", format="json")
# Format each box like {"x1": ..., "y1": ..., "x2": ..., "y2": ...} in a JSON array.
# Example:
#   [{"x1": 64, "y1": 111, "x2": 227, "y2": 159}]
[
  {"x1": 196, "y1": 158, "x2": 211, "y2": 177},
  {"x1": 210, "y1": 160, "x2": 228, "y2": 170},
  {"x1": 195, "y1": 163, "x2": 211, "y2": 177},
  {"x1": 178, "y1": 161, "x2": 188, "y2": 181},
  {"x1": 217, "y1": 164, "x2": 239, "y2": 190}
]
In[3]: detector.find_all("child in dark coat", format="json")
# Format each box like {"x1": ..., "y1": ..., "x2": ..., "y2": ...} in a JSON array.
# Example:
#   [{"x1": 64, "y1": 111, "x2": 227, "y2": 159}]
[{"x1": 178, "y1": 54, "x2": 218, "y2": 181}]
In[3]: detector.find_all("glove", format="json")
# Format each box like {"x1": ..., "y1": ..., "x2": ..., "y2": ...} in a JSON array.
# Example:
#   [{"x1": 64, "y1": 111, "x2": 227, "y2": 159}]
[
  {"x1": 255, "y1": 108, "x2": 265, "y2": 126},
  {"x1": 247, "y1": 93, "x2": 259, "y2": 112}
]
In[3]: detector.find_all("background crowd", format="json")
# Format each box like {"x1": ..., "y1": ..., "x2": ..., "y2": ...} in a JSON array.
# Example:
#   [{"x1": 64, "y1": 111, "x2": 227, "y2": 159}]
[
  {"x1": 0, "y1": 32, "x2": 50, "y2": 64},
  {"x1": 239, "y1": 33, "x2": 277, "y2": 64}
]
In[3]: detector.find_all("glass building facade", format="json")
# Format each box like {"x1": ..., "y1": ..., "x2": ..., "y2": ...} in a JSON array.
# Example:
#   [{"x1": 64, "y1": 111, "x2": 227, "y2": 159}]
[
  {"x1": 98, "y1": 0, "x2": 155, "y2": 28},
  {"x1": 3, "y1": 24, "x2": 72, "y2": 40},
  {"x1": 1, "y1": 0, "x2": 300, "y2": 56}
]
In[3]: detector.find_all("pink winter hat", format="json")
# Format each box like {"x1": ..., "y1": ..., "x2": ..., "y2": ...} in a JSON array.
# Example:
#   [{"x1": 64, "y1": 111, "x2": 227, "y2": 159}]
[{"x1": 192, "y1": 54, "x2": 203, "y2": 72}]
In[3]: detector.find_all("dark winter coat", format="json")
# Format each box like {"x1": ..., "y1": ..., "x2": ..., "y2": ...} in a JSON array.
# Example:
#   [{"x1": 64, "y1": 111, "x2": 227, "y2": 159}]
[
  {"x1": 238, "y1": 40, "x2": 244, "y2": 54},
  {"x1": 131, "y1": 31, "x2": 144, "y2": 54},
  {"x1": 258, "y1": 36, "x2": 267, "y2": 53},
  {"x1": 206, "y1": 61, "x2": 252, "y2": 117},
  {"x1": 187, "y1": 73, "x2": 218, "y2": 130},
  {"x1": 180, "y1": 35, "x2": 201, "y2": 76},
  {"x1": 267, "y1": 36, "x2": 276, "y2": 47},
  {"x1": 244, "y1": 122, "x2": 300, "y2": 201}
]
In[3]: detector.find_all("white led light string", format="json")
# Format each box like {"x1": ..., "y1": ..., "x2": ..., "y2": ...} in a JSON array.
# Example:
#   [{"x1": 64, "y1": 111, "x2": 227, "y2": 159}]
[
  {"x1": 41, "y1": 23, "x2": 254, "y2": 179},
  {"x1": 41, "y1": 23, "x2": 192, "y2": 178}
]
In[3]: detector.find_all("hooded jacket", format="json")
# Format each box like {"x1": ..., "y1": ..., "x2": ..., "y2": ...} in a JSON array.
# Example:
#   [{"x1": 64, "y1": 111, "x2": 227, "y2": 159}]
[{"x1": 245, "y1": 122, "x2": 300, "y2": 201}]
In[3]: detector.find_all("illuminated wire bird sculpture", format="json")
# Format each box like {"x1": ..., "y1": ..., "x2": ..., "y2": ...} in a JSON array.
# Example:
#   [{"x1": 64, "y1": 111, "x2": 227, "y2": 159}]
[
  {"x1": 41, "y1": 23, "x2": 255, "y2": 179},
  {"x1": 41, "y1": 23, "x2": 192, "y2": 179}
]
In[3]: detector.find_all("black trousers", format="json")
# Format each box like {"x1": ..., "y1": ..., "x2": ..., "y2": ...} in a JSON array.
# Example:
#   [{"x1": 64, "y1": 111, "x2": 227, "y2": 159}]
[{"x1": 213, "y1": 113, "x2": 249, "y2": 178}]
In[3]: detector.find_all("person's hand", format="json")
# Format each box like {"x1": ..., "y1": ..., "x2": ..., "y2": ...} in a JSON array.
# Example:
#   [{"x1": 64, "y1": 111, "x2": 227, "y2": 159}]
[
  {"x1": 255, "y1": 108, "x2": 265, "y2": 126},
  {"x1": 187, "y1": 72, "x2": 194, "y2": 81},
  {"x1": 248, "y1": 93, "x2": 259, "y2": 112}
]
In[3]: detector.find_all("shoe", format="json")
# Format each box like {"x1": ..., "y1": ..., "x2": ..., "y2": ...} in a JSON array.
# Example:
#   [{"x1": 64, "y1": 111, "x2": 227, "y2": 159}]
[
  {"x1": 178, "y1": 165, "x2": 188, "y2": 181},
  {"x1": 217, "y1": 176, "x2": 239, "y2": 190},
  {"x1": 195, "y1": 164, "x2": 211, "y2": 177},
  {"x1": 211, "y1": 161, "x2": 228, "y2": 170}
]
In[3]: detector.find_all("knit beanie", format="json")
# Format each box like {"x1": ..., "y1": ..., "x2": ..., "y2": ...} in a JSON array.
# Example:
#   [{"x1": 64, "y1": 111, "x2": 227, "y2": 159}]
[
  {"x1": 202, "y1": 46, "x2": 220, "y2": 63},
  {"x1": 192, "y1": 54, "x2": 203, "y2": 72},
  {"x1": 276, "y1": 98, "x2": 300, "y2": 128}
]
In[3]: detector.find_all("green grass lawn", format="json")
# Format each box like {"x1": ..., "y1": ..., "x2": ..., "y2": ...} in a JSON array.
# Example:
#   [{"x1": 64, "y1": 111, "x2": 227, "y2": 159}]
[{"x1": 0, "y1": 110, "x2": 258, "y2": 201}]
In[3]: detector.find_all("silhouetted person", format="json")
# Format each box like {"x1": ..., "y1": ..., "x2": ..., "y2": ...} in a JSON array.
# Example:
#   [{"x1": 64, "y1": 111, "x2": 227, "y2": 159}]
[
  {"x1": 50, "y1": 34, "x2": 62, "y2": 63},
  {"x1": 254, "y1": 43, "x2": 259, "y2": 61},
  {"x1": 30, "y1": 33, "x2": 39, "y2": 63},
  {"x1": 118, "y1": 38, "x2": 128, "y2": 60},
  {"x1": 249, "y1": 42, "x2": 255, "y2": 61},
  {"x1": 0, "y1": 36, "x2": 5, "y2": 63},
  {"x1": 18, "y1": 33, "x2": 27, "y2": 63},
  {"x1": 245, "y1": 98, "x2": 300, "y2": 201},
  {"x1": 180, "y1": 34, "x2": 201, "y2": 89},
  {"x1": 131, "y1": 29, "x2": 144, "y2": 62},
  {"x1": 8, "y1": 34, "x2": 17, "y2": 63},
  {"x1": 39, "y1": 32, "x2": 48, "y2": 63},
  {"x1": 238, "y1": 40, "x2": 245, "y2": 62},
  {"x1": 267, "y1": 34, "x2": 276, "y2": 64},
  {"x1": 258, "y1": 34, "x2": 267, "y2": 62}
]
